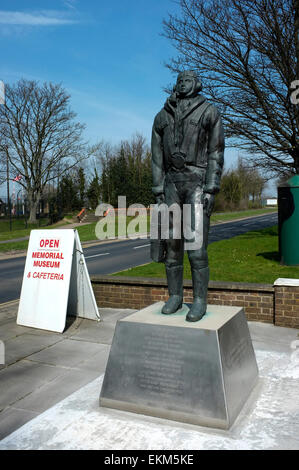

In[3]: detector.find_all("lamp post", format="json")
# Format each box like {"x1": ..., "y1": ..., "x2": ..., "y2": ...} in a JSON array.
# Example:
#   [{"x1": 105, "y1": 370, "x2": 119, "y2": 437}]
[
  {"x1": 6, "y1": 153, "x2": 12, "y2": 231},
  {"x1": 16, "y1": 188, "x2": 23, "y2": 218},
  {"x1": 2, "y1": 85, "x2": 12, "y2": 230}
]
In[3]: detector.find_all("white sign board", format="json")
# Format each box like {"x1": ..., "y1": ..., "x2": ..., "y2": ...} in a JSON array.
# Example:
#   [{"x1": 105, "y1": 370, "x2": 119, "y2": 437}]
[
  {"x1": 17, "y1": 229, "x2": 100, "y2": 333},
  {"x1": 266, "y1": 198, "x2": 277, "y2": 206}
]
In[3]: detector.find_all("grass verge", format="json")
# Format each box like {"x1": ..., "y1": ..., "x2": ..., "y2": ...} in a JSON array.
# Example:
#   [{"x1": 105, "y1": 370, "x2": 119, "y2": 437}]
[
  {"x1": 211, "y1": 207, "x2": 277, "y2": 224},
  {"x1": 0, "y1": 218, "x2": 50, "y2": 241},
  {"x1": 0, "y1": 218, "x2": 73, "y2": 242},
  {"x1": 114, "y1": 226, "x2": 299, "y2": 284},
  {"x1": 0, "y1": 241, "x2": 29, "y2": 253}
]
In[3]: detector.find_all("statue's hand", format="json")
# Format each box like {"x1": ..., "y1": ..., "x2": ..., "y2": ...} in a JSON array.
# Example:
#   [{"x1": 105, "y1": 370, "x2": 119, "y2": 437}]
[
  {"x1": 156, "y1": 194, "x2": 165, "y2": 205},
  {"x1": 202, "y1": 193, "x2": 215, "y2": 217}
]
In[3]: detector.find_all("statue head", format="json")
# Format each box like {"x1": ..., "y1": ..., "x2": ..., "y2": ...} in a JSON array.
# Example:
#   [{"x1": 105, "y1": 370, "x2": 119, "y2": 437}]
[{"x1": 175, "y1": 70, "x2": 202, "y2": 98}]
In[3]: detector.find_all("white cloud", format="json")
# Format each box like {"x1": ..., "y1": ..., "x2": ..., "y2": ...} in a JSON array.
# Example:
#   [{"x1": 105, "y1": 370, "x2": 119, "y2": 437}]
[
  {"x1": 62, "y1": 0, "x2": 78, "y2": 10},
  {"x1": 0, "y1": 10, "x2": 77, "y2": 26}
]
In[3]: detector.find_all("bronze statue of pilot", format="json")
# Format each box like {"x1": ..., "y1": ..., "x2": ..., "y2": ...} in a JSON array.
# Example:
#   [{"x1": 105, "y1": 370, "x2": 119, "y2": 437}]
[{"x1": 151, "y1": 70, "x2": 225, "y2": 322}]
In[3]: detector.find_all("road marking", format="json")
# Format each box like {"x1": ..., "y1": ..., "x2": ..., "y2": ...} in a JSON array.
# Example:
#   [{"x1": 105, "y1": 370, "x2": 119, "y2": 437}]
[
  {"x1": 133, "y1": 244, "x2": 150, "y2": 249},
  {"x1": 85, "y1": 253, "x2": 110, "y2": 259}
]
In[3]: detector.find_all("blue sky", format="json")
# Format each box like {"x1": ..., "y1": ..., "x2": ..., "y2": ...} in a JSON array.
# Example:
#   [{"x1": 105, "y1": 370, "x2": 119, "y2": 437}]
[{"x1": 0, "y1": 0, "x2": 245, "y2": 195}]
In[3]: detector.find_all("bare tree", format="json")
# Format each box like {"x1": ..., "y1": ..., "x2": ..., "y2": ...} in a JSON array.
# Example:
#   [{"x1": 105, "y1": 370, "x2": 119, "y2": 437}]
[
  {"x1": 0, "y1": 79, "x2": 89, "y2": 223},
  {"x1": 163, "y1": 0, "x2": 299, "y2": 176},
  {"x1": 236, "y1": 157, "x2": 267, "y2": 203}
]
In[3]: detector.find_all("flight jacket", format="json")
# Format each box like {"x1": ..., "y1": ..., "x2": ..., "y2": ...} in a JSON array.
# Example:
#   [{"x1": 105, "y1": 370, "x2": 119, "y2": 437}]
[{"x1": 151, "y1": 93, "x2": 225, "y2": 196}]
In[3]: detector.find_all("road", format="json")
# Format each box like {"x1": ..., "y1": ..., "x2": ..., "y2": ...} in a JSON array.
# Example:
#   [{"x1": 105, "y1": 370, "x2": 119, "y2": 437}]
[{"x1": 0, "y1": 212, "x2": 277, "y2": 304}]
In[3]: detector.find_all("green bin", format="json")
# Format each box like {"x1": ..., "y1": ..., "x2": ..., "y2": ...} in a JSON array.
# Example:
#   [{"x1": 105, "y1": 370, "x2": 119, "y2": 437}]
[{"x1": 278, "y1": 174, "x2": 299, "y2": 265}]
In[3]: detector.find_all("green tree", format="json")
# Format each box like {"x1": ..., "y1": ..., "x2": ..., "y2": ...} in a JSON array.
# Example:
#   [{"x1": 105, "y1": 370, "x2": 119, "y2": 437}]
[
  {"x1": 97, "y1": 134, "x2": 153, "y2": 207},
  {"x1": 139, "y1": 150, "x2": 155, "y2": 207},
  {"x1": 58, "y1": 172, "x2": 80, "y2": 213},
  {"x1": 221, "y1": 171, "x2": 242, "y2": 207},
  {"x1": 77, "y1": 167, "x2": 86, "y2": 208},
  {"x1": 87, "y1": 169, "x2": 101, "y2": 210}
]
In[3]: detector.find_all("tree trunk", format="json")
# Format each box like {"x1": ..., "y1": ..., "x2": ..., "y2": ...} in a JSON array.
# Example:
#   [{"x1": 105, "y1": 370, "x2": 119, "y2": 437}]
[{"x1": 28, "y1": 192, "x2": 40, "y2": 224}]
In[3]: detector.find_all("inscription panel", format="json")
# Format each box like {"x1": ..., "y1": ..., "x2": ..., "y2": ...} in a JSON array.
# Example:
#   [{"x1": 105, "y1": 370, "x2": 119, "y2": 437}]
[{"x1": 137, "y1": 331, "x2": 185, "y2": 396}]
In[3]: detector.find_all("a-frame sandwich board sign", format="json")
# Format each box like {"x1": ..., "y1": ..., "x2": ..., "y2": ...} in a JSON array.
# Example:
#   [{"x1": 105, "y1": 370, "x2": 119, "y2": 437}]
[
  {"x1": 17, "y1": 229, "x2": 100, "y2": 333},
  {"x1": 67, "y1": 230, "x2": 100, "y2": 321}
]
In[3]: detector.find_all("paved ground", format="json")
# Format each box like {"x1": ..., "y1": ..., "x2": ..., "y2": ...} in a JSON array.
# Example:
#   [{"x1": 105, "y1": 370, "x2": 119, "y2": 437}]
[
  {"x1": 0, "y1": 300, "x2": 298, "y2": 449},
  {"x1": 0, "y1": 300, "x2": 135, "y2": 440}
]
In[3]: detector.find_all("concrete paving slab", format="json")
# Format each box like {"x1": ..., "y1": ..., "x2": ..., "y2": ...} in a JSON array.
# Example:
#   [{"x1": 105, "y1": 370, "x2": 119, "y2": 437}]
[
  {"x1": 0, "y1": 321, "x2": 33, "y2": 342},
  {"x1": 26, "y1": 338, "x2": 107, "y2": 369},
  {"x1": 9, "y1": 367, "x2": 102, "y2": 415},
  {"x1": 249, "y1": 322, "x2": 299, "y2": 353},
  {"x1": 0, "y1": 407, "x2": 38, "y2": 441},
  {"x1": 0, "y1": 302, "x2": 19, "y2": 322},
  {"x1": 0, "y1": 303, "x2": 132, "y2": 436},
  {"x1": 97, "y1": 308, "x2": 136, "y2": 323},
  {"x1": 22, "y1": 325, "x2": 70, "y2": 337},
  {"x1": 80, "y1": 345, "x2": 110, "y2": 372},
  {"x1": 0, "y1": 360, "x2": 66, "y2": 410},
  {"x1": 68, "y1": 320, "x2": 118, "y2": 344},
  {"x1": 4, "y1": 333, "x2": 63, "y2": 366}
]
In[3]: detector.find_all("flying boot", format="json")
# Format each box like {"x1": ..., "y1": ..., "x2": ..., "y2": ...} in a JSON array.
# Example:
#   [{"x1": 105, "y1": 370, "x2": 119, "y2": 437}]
[
  {"x1": 186, "y1": 266, "x2": 209, "y2": 322},
  {"x1": 162, "y1": 265, "x2": 183, "y2": 314}
]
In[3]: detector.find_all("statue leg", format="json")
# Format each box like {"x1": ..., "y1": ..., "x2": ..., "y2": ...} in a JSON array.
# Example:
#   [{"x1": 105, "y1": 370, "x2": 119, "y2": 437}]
[
  {"x1": 186, "y1": 266, "x2": 209, "y2": 322},
  {"x1": 162, "y1": 233, "x2": 184, "y2": 315},
  {"x1": 185, "y1": 186, "x2": 210, "y2": 322},
  {"x1": 162, "y1": 180, "x2": 184, "y2": 314},
  {"x1": 162, "y1": 264, "x2": 184, "y2": 315}
]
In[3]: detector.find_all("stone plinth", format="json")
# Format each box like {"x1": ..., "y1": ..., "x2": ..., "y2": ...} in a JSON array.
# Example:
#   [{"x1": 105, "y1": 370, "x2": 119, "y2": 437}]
[{"x1": 99, "y1": 302, "x2": 259, "y2": 429}]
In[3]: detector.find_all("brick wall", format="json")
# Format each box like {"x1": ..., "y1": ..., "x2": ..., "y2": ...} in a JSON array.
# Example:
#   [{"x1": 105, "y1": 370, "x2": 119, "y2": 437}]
[
  {"x1": 207, "y1": 284, "x2": 274, "y2": 324},
  {"x1": 91, "y1": 275, "x2": 280, "y2": 326},
  {"x1": 274, "y1": 285, "x2": 299, "y2": 329}
]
